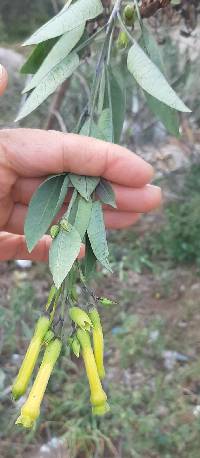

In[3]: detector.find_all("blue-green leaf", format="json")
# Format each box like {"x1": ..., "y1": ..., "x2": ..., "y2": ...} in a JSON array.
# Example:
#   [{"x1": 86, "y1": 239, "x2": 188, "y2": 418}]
[
  {"x1": 23, "y1": 24, "x2": 85, "y2": 93},
  {"x1": 70, "y1": 174, "x2": 100, "y2": 201},
  {"x1": 127, "y1": 41, "x2": 191, "y2": 112},
  {"x1": 49, "y1": 226, "x2": 82, "y2": 288},
  {"x1": 96, "y1": 178, "x2": 117, "y2": 208},
  {"x1": 20, "y1": 39, "x2": 57, "y2": 75},
  {"x1": 16, "y1": 52, "x2": 79, "y2": 121},
  {"x1": 23, "y1": 0, "x2": 103, "y2": 45},
  {"x1": 25, "y1": 174, "x2": 69, "y2": 252},
  {"x1": 74, "y1": 197, "x2": 92, "y2": 240},
  {"x1": 139, "y1": 27, "x2": 180, "y2": 136},
  {"x1": 87, "y1": 201, "x2": 112, "y2": 272}
]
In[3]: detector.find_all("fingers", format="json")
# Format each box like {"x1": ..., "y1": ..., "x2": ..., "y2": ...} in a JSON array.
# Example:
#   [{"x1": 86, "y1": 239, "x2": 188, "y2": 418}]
[
  {"x1": 0, "y1": 65, "x2": 8, "y2": 96},
  {"x1": 13, "y1": 177, "x2": 161, "y2": 213},
  {"x1": 0, "y1": 129, "x2": 153, "y2": 187},
  {"x1": 4, "y1": 203, "x2": 141, "y2": 234},
  {"x1": 0, "y1": 232, "x2": 85, "y2": 262},
  {"x1": 0, "y1": 232, "x2": 51, "y2": 262}
]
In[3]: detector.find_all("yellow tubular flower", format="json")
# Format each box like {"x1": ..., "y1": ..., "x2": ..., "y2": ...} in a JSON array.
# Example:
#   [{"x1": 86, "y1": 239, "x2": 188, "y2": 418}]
[
  {"x1": 89, "y1": 307, "x2": 105, "y2": 380},
  {"x1": 69, "y1": 307, "x2": 93, "y2": 331},
  {"x1": 16, "y1": 338, "x2": 62, "y2": 429},
  {"x1": 12, "y1": 316, "x2": 50, "y2": 401},
  {"x1": 76, "y1": 329, "x2": 108, "y2": 411}
]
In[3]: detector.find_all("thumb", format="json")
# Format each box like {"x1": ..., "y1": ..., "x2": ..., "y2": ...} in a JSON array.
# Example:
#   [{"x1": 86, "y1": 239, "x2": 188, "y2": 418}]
[{"x1": 0, "y1": 64, "x2": 8, "y2": 96}]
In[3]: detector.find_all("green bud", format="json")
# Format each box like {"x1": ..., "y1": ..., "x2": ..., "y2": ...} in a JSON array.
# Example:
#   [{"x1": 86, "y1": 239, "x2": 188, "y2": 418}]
[
  {"x1": 71, "y1": 336, "x2": 81, "y2": 358},
  {"x1": 99, "y1": 297, "x2": 117, "y2": 306},
  {"x1": 60, "y1": 218, "x2": 72, "y2": 232},
  {"x1": 117, "y1": 31, "x2": 129, "y2": 49},
  {"x1": 50, "y1": 225, "x2": 60, "y2": 239},
  {"x1": 123, "y1": 4, "x2": 135, "y2": 25}
]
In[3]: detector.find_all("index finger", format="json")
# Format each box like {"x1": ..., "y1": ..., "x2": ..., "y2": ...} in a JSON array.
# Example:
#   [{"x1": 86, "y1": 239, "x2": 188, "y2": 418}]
[{"x1": 0, "y1": 128, "x2": 153, "y2": 187}]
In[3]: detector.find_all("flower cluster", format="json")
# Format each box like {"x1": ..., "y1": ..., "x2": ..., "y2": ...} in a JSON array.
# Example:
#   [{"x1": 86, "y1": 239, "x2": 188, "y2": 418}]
[{"x1": 12, "y1": 305, "x2": 109, "y2": 429}]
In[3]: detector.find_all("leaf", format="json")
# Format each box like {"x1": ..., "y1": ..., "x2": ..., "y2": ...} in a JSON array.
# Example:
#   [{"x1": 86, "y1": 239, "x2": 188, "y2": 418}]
[
  {"x1": 74, "y1": 197, "x2": 92, "y2": 240},
  {"x1": 127, "y1": 41, "x2": 191, "y2": 112},
  {"x1": 97, "y1": 65, "x2": 106, "y2": 114},
  {"x1": 16, "y1": 52, "x2": 79, "y2": 121},
  {"x1": 80, "y1": 119, "x2": 105, "y2": 140},
  {"x1": 139, "y1": 27, "x2": 180, "y2": 136},
  {"x1": 70, "y1": 174, "x2": 100, "y2": 201},
  {"x1": 104, "y1": 66, "x2": 126, "y2": 143},
  {"x1": 84, "y1": 235, "x2": 97, "y2": 280},
  {"x1": 25, "y1": 174, "x2": 69, "y2": 252},
  {"x1": 87, "y1": 201, "x2": 112, "y2": 272},
  {"x1": 23, "y1": 0, "x2": 103, "y2": 45},
  {"x1": 109, "y1": 67, "x2": 126, "y2": 143},
  {"x1": 23, "y1": 24, "x2": 85, "y2": 93},
  {"x1": 98, "y1": 108, "x2": 113, "y2": 142},
  {"x1": 96, "y1": 178, "x2": 117, "y2": 208},
  {"x1": 21, "y1": 39, "x2": 57, "y2": 75},
  {"x1": 49, "y1": 226, "x2": 82, "y2": 288},
  {"x1": 145, "y1": 93, "x2": 180, "y2": 136}
]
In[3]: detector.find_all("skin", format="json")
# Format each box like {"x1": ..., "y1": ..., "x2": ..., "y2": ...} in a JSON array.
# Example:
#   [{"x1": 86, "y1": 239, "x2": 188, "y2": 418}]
[{"x1": 0, "y1": 65, "x2": 162, "y2": 262}]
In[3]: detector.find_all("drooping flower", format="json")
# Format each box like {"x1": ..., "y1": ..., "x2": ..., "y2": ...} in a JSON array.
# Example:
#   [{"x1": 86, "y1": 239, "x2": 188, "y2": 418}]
[
  {"x1": 16, "y1": 338, "x2": 62, "y2": 428},
  {"x1": 77, "y1": 329, "x2": 109, "y2": 416},
  {"x1": 12, "y1": 316, "x2": 50, "y2": 401},
  {"x1": 89, "y1": 307, "x2": 105, "y2": 379}
]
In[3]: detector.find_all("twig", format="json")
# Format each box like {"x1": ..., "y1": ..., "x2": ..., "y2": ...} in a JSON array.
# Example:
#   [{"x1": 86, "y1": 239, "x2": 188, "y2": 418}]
[{"x1": 52, "y1": 110, "x2": 68, "y2": 132}]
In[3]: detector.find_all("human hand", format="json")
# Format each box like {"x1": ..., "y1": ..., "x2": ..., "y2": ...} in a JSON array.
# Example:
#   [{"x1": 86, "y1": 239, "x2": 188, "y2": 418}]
[{"x1": 0, "y1": 67, "x2": 161, "y2": 262}]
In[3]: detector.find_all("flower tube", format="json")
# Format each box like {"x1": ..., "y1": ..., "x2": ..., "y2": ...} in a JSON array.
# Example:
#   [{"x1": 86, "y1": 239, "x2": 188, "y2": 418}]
[
  {"x1": 77, "y1": 329, "x2": 109, "y2": 416},
  {"x1": 12, "y1": 316, "x2": 50, "y2": 401},
  {"x1": 16, "y1": 338, "x2": 62, "y2": 428},
  {"x1": 89, "y1": 307, "x2": 105, "y2": 379}
]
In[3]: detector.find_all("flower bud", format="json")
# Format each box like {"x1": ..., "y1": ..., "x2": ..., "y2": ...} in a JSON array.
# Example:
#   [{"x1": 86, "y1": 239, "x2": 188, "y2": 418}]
[
  {"x1": 16, "y1": 338, "x2": 62, "y2": 428},
  {"x1": 123, "y1": 4, "x2": 135, "y2": 26},
  {"x1": 77, "y1": 329, "x2": 107, "y2": 409},
  {"x1": 69, "y1": 307, "x2": 93, "y2": 331},
  {"x1": 117, "y1": 31, "x2": 129, "y2": 49},
  {"x1": 50, "y1": 225, "x2": 60, "y2": 239},
  {"x1": 12, "y1": 316, "x2": 50, "y2": 401},
  {"x1": 60, "y1": 218, "x2": 71, "y2": 232},
  {"x1": 89, "y1": 308, "x2": 105, "y2": 379}
]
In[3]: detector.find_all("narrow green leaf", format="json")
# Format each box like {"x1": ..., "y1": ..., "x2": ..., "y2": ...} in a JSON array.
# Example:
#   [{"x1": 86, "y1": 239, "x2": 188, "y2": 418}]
[
  {"x1": 80, "y1": 119, "x2": 105, "y2": 140},
  {"x1": 70, "y1": 174, "x2": 100, "y2": 201},
  {"x1": 84, "y1": 235, "x2": 97, "y2": 280},
  {"x1": 139, "y1": 27, "x2": 180, "y2": 136},
  {"x1": 127, "y1": 41, "x2": 191, "y2": 112},
  {"x1": 20, "y1": 39, "x2": 57, "y2": 75},
  {"x1": 23, "y1": 0, "x2": 103, "y2": 45},
  {"x1": 98, "y1": 108, "x2": 113, "y2": 142},
  {"x1": 25, "y1": 174, "x2": 69, "y2": 252},
  {"x1": 104, "y1": 66, "x2": 126, "y2": 143},
  {"x1": 87, "y1": 201, "x2": 112, "y2": 272},
  {"x1": 96, "y1": 178, "x2": 117, "y2": 208},
  {"x1": 97, "y1": 65, "x2": 106, "y2": 114},
  {"x1": 16, "y1": 52, "x2": 79, "y2": 121},
  {"x1": 49, "y1": 226, "x2": 82, "y2": 288},
  {"x1": 74, "y1": 197, "x2": 92, "y2": 240},
  {"x1": 23, "y1": 24, "x2": 85, "y2": 93}
]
